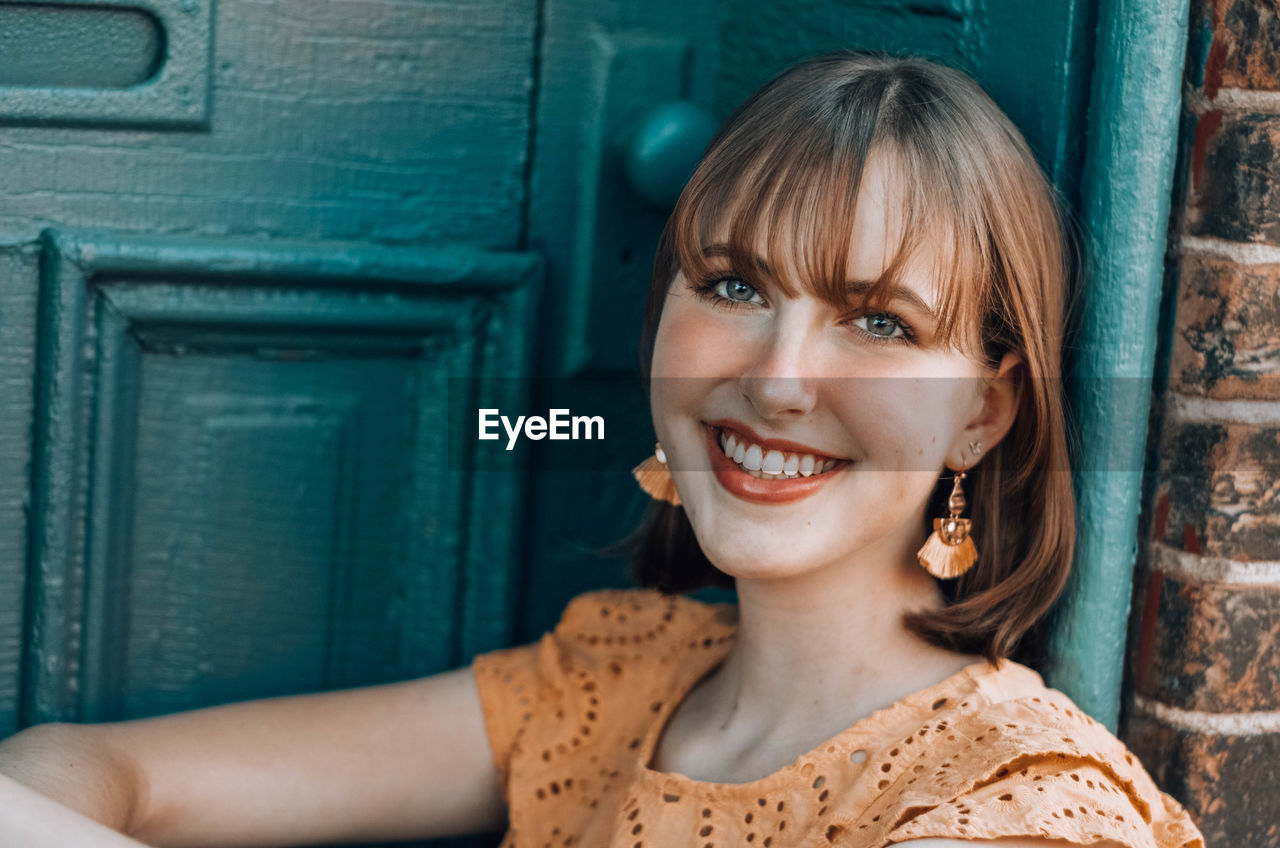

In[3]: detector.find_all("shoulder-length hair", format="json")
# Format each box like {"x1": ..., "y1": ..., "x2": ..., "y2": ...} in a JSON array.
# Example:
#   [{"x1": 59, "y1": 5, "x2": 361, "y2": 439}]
[{"x1": 605, "y1": 50, "x2": 1080, "y2": 666}]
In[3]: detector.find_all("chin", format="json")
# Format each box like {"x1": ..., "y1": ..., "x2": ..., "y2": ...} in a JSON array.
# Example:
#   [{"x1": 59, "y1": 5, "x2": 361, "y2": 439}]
[{"x1": 695, "y1": 532, "x2": 834, "y2": 582}]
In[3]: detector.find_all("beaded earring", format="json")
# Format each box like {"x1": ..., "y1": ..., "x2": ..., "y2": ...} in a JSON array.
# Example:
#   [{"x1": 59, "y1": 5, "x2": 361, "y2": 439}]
[
  {"x1": 631, "y1": 442, "x2": 681, "y2": 506},
  {"x1": 917, "y1": 440, "x2": 982, "y2": 580}
]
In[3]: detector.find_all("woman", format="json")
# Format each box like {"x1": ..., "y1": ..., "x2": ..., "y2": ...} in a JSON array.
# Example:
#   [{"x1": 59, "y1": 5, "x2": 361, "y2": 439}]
[
  {"x1": 0, "y1": 51, "x2": 1203, "y2": 848},
  {"x1": 468, "y1": 51, "x2": 1202, "y2": 848}
]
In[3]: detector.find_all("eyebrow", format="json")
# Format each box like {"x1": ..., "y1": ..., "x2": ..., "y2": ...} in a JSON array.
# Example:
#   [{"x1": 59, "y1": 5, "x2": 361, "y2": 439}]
[{"x1": 701, "y1": 244, "x2": 939, "y2": 322}]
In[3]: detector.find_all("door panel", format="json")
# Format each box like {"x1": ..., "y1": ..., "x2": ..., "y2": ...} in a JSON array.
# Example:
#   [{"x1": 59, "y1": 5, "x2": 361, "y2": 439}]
[
  {"x1": 0, "y1": 0, "x2": 534, "y2": 244},
  {"x1": 26, "y1": 230, "x2": 540, "y2": 730}
]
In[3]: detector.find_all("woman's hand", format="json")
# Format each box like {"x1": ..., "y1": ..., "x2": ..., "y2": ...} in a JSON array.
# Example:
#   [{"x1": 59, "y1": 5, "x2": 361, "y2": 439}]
[{"x1": 0, "y1": 771, "x2": 153, "y2": 847}]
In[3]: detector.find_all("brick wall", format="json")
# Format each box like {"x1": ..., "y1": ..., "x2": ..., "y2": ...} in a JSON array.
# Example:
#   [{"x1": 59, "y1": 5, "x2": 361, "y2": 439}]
[{"x1": 1123, "y1": 0, "x2": 1280, "y2": 844}]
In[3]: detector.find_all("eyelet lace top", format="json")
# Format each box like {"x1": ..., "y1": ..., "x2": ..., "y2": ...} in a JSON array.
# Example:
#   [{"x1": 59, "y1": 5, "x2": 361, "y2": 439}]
[{"x1": 471, "y1": 588, "x2": 1204, "y2": 848}]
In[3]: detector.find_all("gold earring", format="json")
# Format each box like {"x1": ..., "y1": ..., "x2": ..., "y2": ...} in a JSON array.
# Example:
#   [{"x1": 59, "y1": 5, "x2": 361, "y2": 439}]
[
  {"x1": 632, "y1": 441, "x2": 681, "y2": 506},
  {"x1": 916, "y1": 469, "x2": 977, "y2": 579}
]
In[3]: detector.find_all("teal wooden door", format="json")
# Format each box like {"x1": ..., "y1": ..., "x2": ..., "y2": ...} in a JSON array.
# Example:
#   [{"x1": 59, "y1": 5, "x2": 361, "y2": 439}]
[{"x1": 0, "y1": 2, "x2": 542, "y2": 846}]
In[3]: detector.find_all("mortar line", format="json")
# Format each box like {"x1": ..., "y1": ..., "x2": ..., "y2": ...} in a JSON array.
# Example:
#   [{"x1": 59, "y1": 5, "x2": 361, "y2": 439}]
[
  {"x1": 1132, "y1": 694, "x2": 1280, "y2": 735},
  {"x1": 1167, "y1": 392, "x2": 1280, "y2": 426},
  {"x1": 1150, "y1": 541, "x2": 1280, "y2": 587},
  {"x1": 1181, "y1": 234, "x2": 1280, "y2": 265},
  {"x1": 1185, "y1": 85, "x2": 1280, "y2": 114}
]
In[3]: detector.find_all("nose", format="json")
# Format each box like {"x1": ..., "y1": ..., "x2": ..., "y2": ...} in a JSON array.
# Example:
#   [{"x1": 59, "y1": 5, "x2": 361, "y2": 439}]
[{"x1": 738, "y1": 312, "x2": 821, "y2": 419}]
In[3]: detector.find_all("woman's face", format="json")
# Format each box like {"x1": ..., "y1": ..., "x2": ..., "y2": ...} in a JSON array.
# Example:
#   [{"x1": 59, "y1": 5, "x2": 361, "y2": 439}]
[{"x1": 649, "y1": 154, "x2": 1018, "y2": 582}]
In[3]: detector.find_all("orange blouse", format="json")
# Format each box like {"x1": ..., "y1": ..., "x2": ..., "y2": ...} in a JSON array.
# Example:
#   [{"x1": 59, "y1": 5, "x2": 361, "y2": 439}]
[{"x1": 471, "y1": 588, "x2": 1204, "y2": 848}]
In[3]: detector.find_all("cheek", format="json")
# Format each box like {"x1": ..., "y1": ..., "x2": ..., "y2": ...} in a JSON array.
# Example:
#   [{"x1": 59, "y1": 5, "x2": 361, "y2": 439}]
[
  {"x1": 651, "y1": 295, "x2": 737, "y2": 380},
  {"x1": 649, "y1": 297, "x2": 725, "y2": 437},
  {"x1": 836, "y1": 371, "x2": 971, "y2": 466}
]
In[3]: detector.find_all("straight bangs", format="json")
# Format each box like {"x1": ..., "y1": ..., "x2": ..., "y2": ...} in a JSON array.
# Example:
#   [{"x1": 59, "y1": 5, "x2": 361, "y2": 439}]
[{"x1": 668, "y1": 68, "x2": 992, "y2": 356}]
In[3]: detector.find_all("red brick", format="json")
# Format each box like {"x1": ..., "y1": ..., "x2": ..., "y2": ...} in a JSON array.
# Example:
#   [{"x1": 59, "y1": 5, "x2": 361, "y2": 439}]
[
  {"x1": 1185, "y1": 112, "x2": 1280, "y2": 245},
  {"x1": 1169, "y1": 252, "x2": 1280, "y2": 400},
  {"x1": 1130, "y1": 570, "x2": 1280, "y2": 712},
  {"x1": 1124, "y1": 709, "x2": 1280, "y2": 847},
  {"x1": 1195, "y1": 0, "x2": 1280, "y2": 93},
  {"x1": 1156, "y1": 423, "x2": 1280, "y2": 560}
]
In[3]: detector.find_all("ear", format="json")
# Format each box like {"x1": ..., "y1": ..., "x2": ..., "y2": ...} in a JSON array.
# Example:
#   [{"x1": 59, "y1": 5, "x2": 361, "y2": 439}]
[{"x1": 947, "y1": 351, "x2": 1023, "y2": 471}]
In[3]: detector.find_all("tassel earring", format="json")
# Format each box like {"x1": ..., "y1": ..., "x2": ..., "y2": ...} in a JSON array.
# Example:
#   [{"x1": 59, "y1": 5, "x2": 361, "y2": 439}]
[
  {"x1": 917, "y1": 469, "x2": 977, "y2": 579},
  {"x1": 632, "y1": 442, "x2": 681, "y2": 506}
]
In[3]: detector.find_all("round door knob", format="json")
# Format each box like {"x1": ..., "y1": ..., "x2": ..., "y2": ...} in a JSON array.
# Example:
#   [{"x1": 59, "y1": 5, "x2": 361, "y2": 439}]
[{"x1": 625, "y1": 100, "x2": 720, "y2": 209}]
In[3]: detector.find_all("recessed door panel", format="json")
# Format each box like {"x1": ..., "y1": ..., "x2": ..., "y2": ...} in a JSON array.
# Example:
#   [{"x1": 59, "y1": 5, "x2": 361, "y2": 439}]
[{"x1": 25, "y1": 230, "x2": 541, "y2": 727}]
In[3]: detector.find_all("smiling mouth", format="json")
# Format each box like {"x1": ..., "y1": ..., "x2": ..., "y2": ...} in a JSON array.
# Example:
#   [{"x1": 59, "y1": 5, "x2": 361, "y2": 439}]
[{"x1": 709, "y1": 424, "x2": 852, "y2": 480}]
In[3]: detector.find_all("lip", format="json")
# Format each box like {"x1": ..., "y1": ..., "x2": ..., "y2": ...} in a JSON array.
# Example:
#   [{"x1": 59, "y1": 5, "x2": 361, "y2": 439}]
[{"x1": 703, "y1": 422, "x2": 850, "y2": 505}]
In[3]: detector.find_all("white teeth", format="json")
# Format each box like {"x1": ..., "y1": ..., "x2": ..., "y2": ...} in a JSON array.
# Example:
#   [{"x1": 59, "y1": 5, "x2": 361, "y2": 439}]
[{"x1": 716, "y1": 428, "x2": 844, "y2": 480}]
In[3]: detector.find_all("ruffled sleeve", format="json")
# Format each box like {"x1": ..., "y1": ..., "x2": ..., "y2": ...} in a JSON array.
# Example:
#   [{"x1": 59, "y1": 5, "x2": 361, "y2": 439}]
[
  {"x1": 470, "y1": 588, "x2": 717, "y2": 802},
  {"x1": 863, "y1": 694, "x2": 1204, "y2": 848},
  {"x1": 471, "y1": 633, "x2": 558, "y2": 800},
  {"x1": 470, "y1": 590, "x2": 618, "y2": 798}
]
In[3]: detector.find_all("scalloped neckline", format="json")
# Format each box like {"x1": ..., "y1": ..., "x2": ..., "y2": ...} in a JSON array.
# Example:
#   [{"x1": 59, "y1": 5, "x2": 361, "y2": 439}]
[{"x1": 635, "y1": 635, "x2": 997, "y2": 799}]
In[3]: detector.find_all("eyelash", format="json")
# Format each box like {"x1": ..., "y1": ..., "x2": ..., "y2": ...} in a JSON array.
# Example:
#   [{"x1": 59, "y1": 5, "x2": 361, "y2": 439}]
[{"x1": 690, "y1": 274, "x2": 918, "y2": 345}]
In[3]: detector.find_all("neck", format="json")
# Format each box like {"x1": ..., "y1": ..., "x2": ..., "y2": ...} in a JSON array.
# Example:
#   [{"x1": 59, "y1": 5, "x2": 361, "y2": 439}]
[{"x1": 701, "y1": 529, "x2": 980, "y2": 743}]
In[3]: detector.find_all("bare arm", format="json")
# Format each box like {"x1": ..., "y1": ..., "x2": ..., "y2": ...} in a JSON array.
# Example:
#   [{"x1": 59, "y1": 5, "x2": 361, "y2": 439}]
[
  {"x1": 0, "y1": 718, "x2": 141, "y2": 833},
  {"x1": 0, "y1": 666, "x2": 506, "y2": 847},
  {"x1": 0, "y1": 771, "x2": 153, "y2": 847}
]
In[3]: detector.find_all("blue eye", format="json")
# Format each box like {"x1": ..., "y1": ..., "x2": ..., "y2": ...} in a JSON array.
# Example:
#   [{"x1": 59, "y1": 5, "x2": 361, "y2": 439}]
[
  {"x1": 723, "y1": 278, "x2": 758, "y2": 302},
  {"x1": 690, "y1": 275, "x2": 763, "y2": 310},
  {"x1": 854, "y1": 314, "x2": 905, "y2": 339}
]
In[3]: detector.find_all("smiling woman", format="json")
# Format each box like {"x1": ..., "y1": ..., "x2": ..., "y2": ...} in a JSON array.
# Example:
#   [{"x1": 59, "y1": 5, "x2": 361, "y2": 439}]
[{"x1": 471, "y1": 51, "x2": 1205, "y2": 848}]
